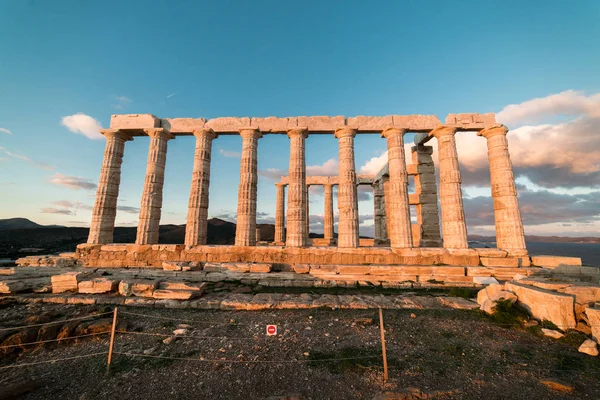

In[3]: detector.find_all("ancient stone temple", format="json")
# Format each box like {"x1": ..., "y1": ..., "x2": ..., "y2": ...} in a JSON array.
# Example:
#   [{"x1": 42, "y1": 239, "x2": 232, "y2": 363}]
[{"x1": 76, "y1": 113, "x2": 533, "y2": 270}]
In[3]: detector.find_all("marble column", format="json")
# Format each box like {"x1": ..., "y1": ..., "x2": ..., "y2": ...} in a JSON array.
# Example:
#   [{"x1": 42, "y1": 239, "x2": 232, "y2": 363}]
[
  {"x1": 305, "y1": 185, "x2": 310, "y2": 242},
  {"x1": 478, "y1": 125, "x2": 527, "y2": 254},
  {"x1": 286, "y1": 128, "x2": 308, "y2": 247},
  {"x1": 323, "y1": 183, "x2": 334, "y2": 244},
  {"x1": 335, "y1": 127, "x2": 359, "y2": 248},
  {"x1": 373, "y1": 181, "x2": 386, "y2": 244},
  {"x1": 411, "y1": 145, "x2": 442, "y2": 247},
  {"x1": 274, "y1": 183, "x2": 286, "y2": 244},
  {"x1": 235, "y1": 128, "x2": 262, "y2": 246},
  {"x1": 185, "y1": 128, "x2": 217, "y2": 247},
  {"x1": 430, "y1": 126, "x2": 467, "y2": 248},
  {"x1": 382, "y1": 128, "x2": 413, "y2": 248},
  {"x1": 88, "y1": 129, "x2": 132, "y2": 244},
  {"x1": 383, "y1": 177, "x2": 392, "y2": 244},
  {"x1": 136, "y1": 128, "x2": 174, "y2": 245}
]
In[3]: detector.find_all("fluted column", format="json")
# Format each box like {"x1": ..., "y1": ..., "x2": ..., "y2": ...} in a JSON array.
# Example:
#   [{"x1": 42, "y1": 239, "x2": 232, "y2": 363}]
[
  {"x1": 373, "y1": 181, "x2": 386, "y2": 244},
  {"x1": 335, "y1": 127, "x2": 359, "y2": 248},
  {"x1": 184, "y1": 128, "x2": 217, "y2": 247},
  {"x1": 88, "y1": 129, "x2": 132, "y2": 244},
  {"x1": 286, "y1": 128, "x2": 308, "y2": 247},
  {"x1": 323, "y1": 183, "x2": 334, "y2": 244},
  {"x1": 478, "y1": 125, "x2": 527, "y2": 254},
  {"x1": 412, "y1": 145, "x2": 442, "y2": 247},
  {"x1": 382, "y1": 128, "x2": 413, "y2": 248},
  {"x1": 383, "y1": 177, "x2": 391, "y2": 244},
  {"x1": 305, "y1": 185, "x2": 310, "y2": 242},
  {"x1": 274, "y1": 183, "x2": 286, "y2": 244},
  {"x1": 235, "y1": 128, "x2": 262, "y2": 246},
  {"x1": 431, "y1": 126, "x2": 467, "y2": 248},
  {"x1": 136, "y1": 128, "x2": 174, "y2": 245}
]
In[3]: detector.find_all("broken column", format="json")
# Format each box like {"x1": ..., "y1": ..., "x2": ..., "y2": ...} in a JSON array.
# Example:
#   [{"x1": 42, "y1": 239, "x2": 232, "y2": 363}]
[
  {"x1": 478, "y1": 125, "x2": 527, "y2": 254},
  {"x1": 412, "y1": 145, "x2": 442, "y2": 247},
  {"x1": 235, "y1": 128, "x2": 262, "y2": 246},
  {"x1": 335, "y1": 127, "x2": 359, "y2": 248},
  {"x1": 136, "y1": 128, "x2": 173, "y2": 245},
  {"x1": 285, "y1": 128, "x2": 308, "y2": 247},
  {"x1": 274, "y1": 183, "x2": 286, "y2": 244},
  {"x1": 323, "y1": 183, "x2": 335, "y2": 245},
  {"x1": 88, "y1": 129, "x2": 132, "y2": 244},
  {"x1": 373, "y1": 180, "x2": 387, "y2": 245},
  {"x1": 382, "y1": 128, "x2": 412, "y2": 248},
  {"x1": 185, "y1": 128, "x2": 217, "y2": 247}
]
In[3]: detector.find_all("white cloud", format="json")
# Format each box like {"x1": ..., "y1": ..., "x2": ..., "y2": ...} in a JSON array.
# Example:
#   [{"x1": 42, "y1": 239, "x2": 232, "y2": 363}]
[
  {"x1": 61, "y1": 113, "x2": 103, "y2": 140},
  {"x1": 218, "y1": 148, "x2": 241, "y2": 158},
  {"x1": 0, "y1": 127, "x2": 11, "y2": 135},
  {"x1": 259, "y1": 167, "x2": 286, "y2": 181},
  {"x1": 49, "y1": 173, "x2": 97, "y2": 190},
  {"x1": 307, "y1": 158, "x2": 338, "y2": 176},
  {"x1": 497, "y1": 90, "x2": 600, "y2": 127},
  {"x1": 359, "y1": 151, "x2": 388, "y2": 175},
  {"x1": 114, "y1": 96, "x2": 132, "y2": 110},
  {"x1": 41, "y1": 207, "x2": 74, "y2": 215}
]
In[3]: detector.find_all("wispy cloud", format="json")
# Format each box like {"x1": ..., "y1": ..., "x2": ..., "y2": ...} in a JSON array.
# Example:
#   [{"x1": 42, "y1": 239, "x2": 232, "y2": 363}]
[
  {"x1": 218, "y1": 148, "x2": 241, "y2": 158},
  {"x1": 51, "y1": 200, "x2": 93, "y2": 211},
  {"x1": 0, "y1": 127, "x2": 11, "y2": 135},
  {"x1": 49, "y1": 173, "x2": 97, "y2": 190},
  {"x1": 61, "y1": 113, "x2": 103, "y2": 140},
  {"x1": 166, "y1": 92, "x2": 176, "y2": 99},
  {"x1": 41, "y1": 207, "x2": 74, "y2": 215},
  {"x1": 113, "y1": 96, "x2": 132, "y2": 110},
  {"x1": 0, "y1": 146, "x2": 54, "y2": 170},
  {"x1": 117, "y1": 205, "x2": 140, "y2": 214}
]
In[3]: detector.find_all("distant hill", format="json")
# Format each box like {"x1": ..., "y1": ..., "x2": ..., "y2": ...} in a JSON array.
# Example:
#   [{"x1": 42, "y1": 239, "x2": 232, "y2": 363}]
[{"x1": 0, "y1": 218, "x2": 46, "y2": 230}]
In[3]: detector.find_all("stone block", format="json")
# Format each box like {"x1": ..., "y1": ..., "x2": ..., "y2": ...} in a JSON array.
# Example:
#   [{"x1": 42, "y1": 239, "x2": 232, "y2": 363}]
[
  {"x1": 506, "y1": 282, "x2": 576, "y2": 330},
  {"x1": 293, "y1": 264, "x2": 310, "y2": 274},
  {"x1": 477, "y1": 283, "x2": 506, "y2": 306},
  {"x1": 161, "y1": 118, "x2": 206, "y2": 133},
  {"x1": 475, "y1": 248, "x2": 508, "y2": 258},
  {"x1": 159, "y1": 281, "x2": 206, "y2": 292},
  {"x1": 110, "y1": 114, "x2": 160, "y2": 129},
  {"x1": 297, "y1": 115, "x2": 344, "y2": 131},
  {"x1": 0, "y1": 277, "x2": 51, "y2": 294},
  {"x1": 249, "y1": 263, "x2": 272, "y2": 273},
  {"x1": 480, "y1": 257, "x2": 520, "y2": 267},
  {"x1": 346, "y1": 115, "x2": 393, "y2": 131},
  {"x1": 250, "y1": 117, "x2": 298, "y2": 132},
  {"x1": 205, "y1": 117, "x2": 251, "y2": 132},
  {"x1": 51, "y1": 272, "x2": 93, "y2": 294},
  {"x1": 438, "y1": 297, "x2": 480, "y2": 310},
  {"x1": 392, "y1": 115, "x2": 442, "y2": 131},
  {"x1": 406, "y1": 164, "x2": 418, "y2": 176},
  {"x1": 445, "y1": 113, "x2": 496, "y2": 129},
  {"x1": 78, "y1": 278, "x2": 119, "y2": 294},
  {"x1": 0, "y1": 268, "x2": 14, "y2": 275},
  {"x1": 153, "y1": 289, "x2": 199, "y2": 300},
  {"x1": 531, "y1": 256, "x2": 582, "y2": 267},
  {"x1": 129, "y1": 279, "x2": 159, "y2": 297},
  {"x1": 585, "y1": 307, "x2": 600, "y2": 341},
  {"x1": 336, "y1": 265, "x2": 372, "y2": 275},
  {"x1": 578, "y1": 339, "x2": 598, "y2": 356}
]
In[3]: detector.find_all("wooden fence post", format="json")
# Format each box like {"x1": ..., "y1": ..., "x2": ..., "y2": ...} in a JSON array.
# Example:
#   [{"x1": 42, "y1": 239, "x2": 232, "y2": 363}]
[
  {"x1": 106, "y1": 307, "x2": 119, "y2": 375},
  {"x1": 378, "y1": 307, "x2": 389, "y2": 383}
]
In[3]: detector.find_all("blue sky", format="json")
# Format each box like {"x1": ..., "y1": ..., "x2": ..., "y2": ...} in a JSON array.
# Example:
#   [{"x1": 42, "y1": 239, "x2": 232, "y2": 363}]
[{"x1": 1, "y1": 0, "x2": 599, "y2": 237}]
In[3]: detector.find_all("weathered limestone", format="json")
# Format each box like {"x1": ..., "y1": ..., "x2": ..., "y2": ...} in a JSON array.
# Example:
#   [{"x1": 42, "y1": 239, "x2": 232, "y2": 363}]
[
  {"x1": 411, "y1": 145, "x2": 442, "y2": 247},
  {"x1": 323, "y1": 183, "x2": 334, "y2": 244},
  {"x1": 235, "y1": 128, "x2": 262, "y2": 246},
  {"x1": 286, "y1": 128, "x2": 308, "y2": 247},
  {"x1": 305, "y1": 185, "x2": 310, "y2": 241},
  {"x1": 373, "y1": 181, "x2": 386, "y2": 244},
  {"x1": 335, "y1": 128, "x2": 359, "y2": 248},
  {"x1": 531, "y1": 256, "x2": 582, "y2": 268},
  {"x1": 136, "y1": 128, "x2": 173, "y2": 245},
  {"x1": 382, "y1": 128, "x2": 412, "y2": 248},
  {"x1": 185, "y1": 129, "x2": 217, "y2": 247},
  {"x1": 478, "y1": 125, "x2": 526, "y2": 255},
  {"x1": 585, "y1": 307, "x2": 600, "y2": 342},
  {"x1": 431, "y1": 126, "x2": 468, "y2": 248},
  {"x1": 274, "y1": 183, "x2": 286, "y2": 244},
  {"x1": 88, "y1": 130, "x2": 132, "y2": 244}
]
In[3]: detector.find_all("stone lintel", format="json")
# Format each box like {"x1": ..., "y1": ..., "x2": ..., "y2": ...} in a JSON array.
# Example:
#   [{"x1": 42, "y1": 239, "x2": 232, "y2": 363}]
[
  {"x1": 392, "y1": 115, "x2": 442, "y2": 131},
  {"x1": 251, "y1": 117, "x2": 298, "y2": 132},
  {"x1": 298, "y1": 116, "x2": 345, "y2": 132},
  {"x1": 110, "y1": 114, "x2": 161, "y2": 130},
  {"x1": 346, "y1": 116, "x2": 394, "y2": 131},
  {"x1": 278, "y1": 174, "x2": 374, "y2": 186},
  {"x1": 161, "y1": 118, "x2": 207, "y2": 135},
  {"x1": 445, "y1": 113, "x2": 496, "y2": 130},
  {"x1": 205, "y1": 117, "x2": 251, "y2": 133}
]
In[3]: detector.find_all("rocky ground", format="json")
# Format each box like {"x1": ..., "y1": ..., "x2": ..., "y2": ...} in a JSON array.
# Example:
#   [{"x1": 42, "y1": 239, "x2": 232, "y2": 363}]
[{"x1": 2, "y1": 301, "x2": 600, "y2": 399}]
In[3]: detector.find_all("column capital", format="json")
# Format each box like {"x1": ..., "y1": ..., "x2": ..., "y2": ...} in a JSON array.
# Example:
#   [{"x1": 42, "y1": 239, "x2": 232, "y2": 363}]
[
  {"x1": 477, "y1": 124, "x2": 509, "y2": 139},
  {"x1": 100, "y1": 129, "x2": 132, "y2": 141},
  {"x1": 287, "y1": 127, "x2": 308, "y2": 138},
  {"x1": 275, "y1": 182, "x2": 286, "y2": 188},
  {"x1": 144, "y1": 128, "x2": 174, "y2": 140},
  {"x1": 239, "y1": 127, "x2": 262, "y2": 139},
  {"x1": 192, "y1": 128, "x2": 217, "y2": 140},
  {"x1": 323, "y1": 183, "x2": 333, "y2": 190},
  {"x1": 430, "y1": 125, "x2": 458, "y2": 138},
  {"x1": 334, "y1": 127, "x2": 357, "y2": 139},
  {"x1": 381, "y1": 127, "x2": 407, "y2": 138}
]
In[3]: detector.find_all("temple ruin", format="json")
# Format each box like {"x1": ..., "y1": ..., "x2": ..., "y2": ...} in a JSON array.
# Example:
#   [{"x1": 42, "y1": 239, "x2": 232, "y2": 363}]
[{"x1": 75, "y1": 112, "x2": 534, "y2": 270}]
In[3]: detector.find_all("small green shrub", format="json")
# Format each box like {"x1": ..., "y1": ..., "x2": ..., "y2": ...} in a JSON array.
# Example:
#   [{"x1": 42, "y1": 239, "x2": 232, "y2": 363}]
[
  {"x1": 559, "y1": 331, "x2": 588, "y2": 348},
  {"x1": 449, "y1": 287, "x2": 476, "y2": 299},
  {"x1": 541, "y1": 319, "x2": 560, "y2": 331},
  {"x1": 489, "y1": 299, "x2": 530, "y2": 327}
]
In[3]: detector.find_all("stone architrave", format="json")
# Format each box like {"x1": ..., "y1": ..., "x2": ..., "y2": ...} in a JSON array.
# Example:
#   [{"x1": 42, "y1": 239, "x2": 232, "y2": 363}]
[
  {"x1": 335, "y1": 128, "x2": 359, "y2": 248},
  {"x1": 478, "y1": 125, "x2": 527, "y2": 254},
  {"x1": 382, "y1": 128, "x2": 412, "y2": 248},
  {"x1": 88, "y1": 129, "x2": 132, "y2": 244},
  {"x1": 286, "y1": 128, "x2": 308, "y2": 247},
  {"x1": 431, "y1": 126, "x2": 468, "y2": 248},
  {"x1": 235, "y1": 128, "x2": 262, "y2": 246},
  {"x1": 136, "y1": 128, "x2": 173, "y2": 245},
  {"x1": 274, "y1": 183, "x2": 286, "y2": 243},
  {"x1": 184, "y1": 129, "x2": 217, "y2": 247},
  {"x1": 323, "y1": 184, "x2": 334, "y2": 244}
]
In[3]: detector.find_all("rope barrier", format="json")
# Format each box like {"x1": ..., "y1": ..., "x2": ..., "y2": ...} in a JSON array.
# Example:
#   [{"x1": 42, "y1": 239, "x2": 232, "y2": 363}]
[
  {"x1": 116, "y1": 330, "x2": 257, "y2": 341},
  {"x1": 114, "y1": 351, "x2": 382, "y2": 364},
  {"x1": 0, "y1": 352, "x2": 106, "y2": 370},
  {"x1": 0, "y1": 311, "x2": 114, "y2": 332},
  {"x1": 0, "y1": 331, "x2": 111, "y2": 349}
]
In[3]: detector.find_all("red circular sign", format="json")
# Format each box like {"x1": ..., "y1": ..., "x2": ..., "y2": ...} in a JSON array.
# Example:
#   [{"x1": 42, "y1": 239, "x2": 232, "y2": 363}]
[{"x1": 266, "y1": 325, "x2": 277, "y2": 335}]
